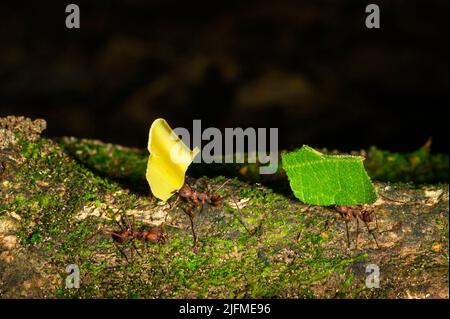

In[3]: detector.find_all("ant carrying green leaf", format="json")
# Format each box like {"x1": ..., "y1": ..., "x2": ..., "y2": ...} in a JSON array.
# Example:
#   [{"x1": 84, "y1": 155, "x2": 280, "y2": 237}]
[{"x1": 334, "y1": 205, "x2": 380, "y2": 249}]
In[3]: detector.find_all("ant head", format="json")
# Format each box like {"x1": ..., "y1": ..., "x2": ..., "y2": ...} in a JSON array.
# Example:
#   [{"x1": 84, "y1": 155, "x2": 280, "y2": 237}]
[
  {"x1": 179, "y1": 183, "x2": 193, "y2": 197},
  {"x1": 210, "y1": 195, "x2": 223, "y2": 207}
]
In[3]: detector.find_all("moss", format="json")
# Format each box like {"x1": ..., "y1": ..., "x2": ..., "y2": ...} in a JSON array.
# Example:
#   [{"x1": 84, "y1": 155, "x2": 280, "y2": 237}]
[
  {"x1": 58, "y1": 137, "x2": 148, "y2": 194},
  {"x1": 1, "y1": 118, "x2": 448, "y2": 298},
  {"x1": 364, "y1": 142, "x2": 449, "y2": 184},
  {"x1": 2, "y1": 132, "x2": 363, "y2": 297}
]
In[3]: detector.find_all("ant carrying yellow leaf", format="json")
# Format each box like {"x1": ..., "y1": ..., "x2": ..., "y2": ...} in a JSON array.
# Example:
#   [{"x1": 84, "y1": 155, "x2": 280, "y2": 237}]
[
  {"x1": 169, "y1": 180, "x2": 229, "y2": 248},
  {"x1": 179, "y1": 183, "x2": 223, "y2": 207}
]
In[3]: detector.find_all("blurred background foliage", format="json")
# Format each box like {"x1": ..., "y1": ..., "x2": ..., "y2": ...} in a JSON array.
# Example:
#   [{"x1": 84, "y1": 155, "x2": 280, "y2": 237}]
[{"x1": 0, "y1": 0, "x2": 448, "y2": 153}]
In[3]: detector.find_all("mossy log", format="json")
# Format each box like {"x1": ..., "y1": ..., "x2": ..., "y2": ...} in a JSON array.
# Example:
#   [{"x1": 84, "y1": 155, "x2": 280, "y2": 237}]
[{"x1": 1, "y1": 117, "x2": 448, "y2": 298}]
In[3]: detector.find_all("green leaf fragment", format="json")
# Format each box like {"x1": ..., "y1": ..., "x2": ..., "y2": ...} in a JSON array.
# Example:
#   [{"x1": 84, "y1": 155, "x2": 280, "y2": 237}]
[{"x1": 282, "y1": 145, "x2": 377, "y2": 206}]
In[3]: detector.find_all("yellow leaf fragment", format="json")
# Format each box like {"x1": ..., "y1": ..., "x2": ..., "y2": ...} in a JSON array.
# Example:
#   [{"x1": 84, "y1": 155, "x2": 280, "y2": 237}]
[{"x1": 146, "y1": 118, "x2": 199, "y2": 201}]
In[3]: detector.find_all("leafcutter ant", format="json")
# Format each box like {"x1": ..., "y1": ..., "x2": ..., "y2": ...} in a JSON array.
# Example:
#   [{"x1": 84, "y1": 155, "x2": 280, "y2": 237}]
[
  {"x1": 171, "y1": 180, "x2": 228, "y2": 248},
  {"x1": 178, "y1": 183, "x2": 224, "y2": 207},
  {"x1": 109, "y1": 214, "x2": 165, "y2": 262},
  {"x1": 334, "y1": 205, "x2": 380, "y2": 249}
]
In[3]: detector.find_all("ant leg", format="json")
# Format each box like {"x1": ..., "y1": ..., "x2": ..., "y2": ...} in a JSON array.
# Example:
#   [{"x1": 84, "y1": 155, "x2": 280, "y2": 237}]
[
  {"x1": 182, "y1": 207, "x2": 197, "y2": 248},
  {"x1": 344, "y1": 220, "x2": 350, "y2": 248},
  {"x1": 129, "y1": 240, "x2": 134, "y2": 262},
  {"x1": 85, "y1": 225, "x2": 102, "y2": 243},
  {"x1": 170, "y1": 193, "x2": 181, "y2": 210},
  {"x1": 355, "y1": 218, "x2": 360, "y2": 249},
  {"x1": 108, "y1": 230, "x2": 125, "y2": 239},
  {"x1": 110, "y1": 205, "x2": 126, "y2": 225},
  {"x1": 161, "y1": 224, "x2": 168, "y2": 244},
  {"x1": 295, "y1": 228, "x2": 303, "y2": 242},
  {"x1": 123, "y1": 214, "x2": 133, "y2": 231},
  {"x1": 200, "y1": 202, "x2": 206, "y2": 215},
  {"x1": 132, "y1": 241, "x2": 143, "y2": 258},
  {"x1": 231, "y1": 197, "x2": 252, "y2": 235},
  {"x1": 128, "y1": 215, "x2": 144, "y2": 257},
  {"x1": 189, "y1": 213, "x2": 197, "y2": 248},
  {"x1": 114, "y1": 242, "x2": 129, "y2": 263},
  {"x1": 122, "y1": 218, "x2": 133, "y2": 261},
  {"x1": 364, "y1": 220, "x2": 380, "y2": 249},
  {"x1": 113, "y1": 216, "x2": 125, "y2": 232},
  {"x1": 143, "y1": 237, "x2": 148, "y2": 254},
  {"x1": 374, "y1": 211, "x2": 380, "y2": 233},
  {"x1": 214, "y1": 178, "x2": 232, "y2": 193},
  {"x1": 322, "y1": 216, "x2": 337, "y2": 232}
]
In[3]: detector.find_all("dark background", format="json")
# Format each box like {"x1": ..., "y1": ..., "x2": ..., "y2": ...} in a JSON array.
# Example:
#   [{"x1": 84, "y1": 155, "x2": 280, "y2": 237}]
[{"x1": 0, "y1": 0, "x2": 448, "y2": 152}]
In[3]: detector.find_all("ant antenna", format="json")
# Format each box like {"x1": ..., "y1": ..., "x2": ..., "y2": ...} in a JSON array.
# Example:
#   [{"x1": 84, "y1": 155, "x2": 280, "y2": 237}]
[
  {"x1": 214, "y1": 178, "x2": 232, "y2": 193},
  {"x1": 230, "y1": 196, "x2": 252, "y2": 235}
]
